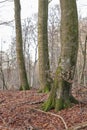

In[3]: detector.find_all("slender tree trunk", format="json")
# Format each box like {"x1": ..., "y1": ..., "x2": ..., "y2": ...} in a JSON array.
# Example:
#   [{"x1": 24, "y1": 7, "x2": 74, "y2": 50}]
[
  {"x1": 0, "y1": 46, "x2": 7, "y2": 90},
  {"x1": 80, "y1": 36, "x2": 87, "y2": 85},
  {"x1": 14, "y1": 0, "x2": 30, "y2": 90},
  {"x1": 43, "y1": 0, "x2": 78, "y2": 111},
  {"x1": 38, "y1": 0, "x2": 52, "y2": 92},
  {"x1": 0, "y1": 68, "x2": 7, "y2": 90}
]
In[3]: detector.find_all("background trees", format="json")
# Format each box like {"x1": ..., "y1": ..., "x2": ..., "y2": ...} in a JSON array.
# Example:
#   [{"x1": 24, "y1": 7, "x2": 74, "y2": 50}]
[{"x1": 48, "y1": 4, "x2": 60, "y2": 75}]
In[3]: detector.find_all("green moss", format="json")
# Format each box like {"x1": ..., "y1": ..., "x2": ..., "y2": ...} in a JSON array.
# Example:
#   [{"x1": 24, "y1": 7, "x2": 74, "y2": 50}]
[
  {"x1": 38, "y1": 88, "x2": 49, "y2": 93},
  {"x1": 42, "y1": 95, "x2": 78, "y2": 112},
  {"x1": 44, "y1": 82, "x2": 51, "y2": 93},
  {"x1": 43, "y1": 87, "x2": 50, "y2": 93},
  {"x1": 55, "y1": 98, "x2": 64, "y2": 111},
  {"x1": 56, "y1": 66, "x2": 62, "y2": 75},
  {"x1": 19, "y1": 85, "x2": 30, "y2": 90},
  {"x1": 42, "y1": 97, "x2": 55, "y2": 111},
  {"x1": 55, "y1": 98, "x2": 73, "y2": 111},
  {"x1": 38, "y1": 89, "x2": 43, "y2": 93},
  {"x1": 41, "y1": 62, "x2": 78, "y2": 112},
  {"x1": 38, "y1": 82, "x2": 51, "y2": 93}
]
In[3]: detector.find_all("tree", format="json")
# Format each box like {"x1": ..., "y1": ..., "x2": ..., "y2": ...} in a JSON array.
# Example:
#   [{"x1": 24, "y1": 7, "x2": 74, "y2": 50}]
[
  {"x1": 0, "y1": 51, "x2": 8, "y2": 90},
  {"x1": 22, "y1": 18, "x2": 38, "y2": 87},
  {"x1": 14, "y1": 0, "x2": 29, "y2": 90},
  {"x1": 80, "y1": 36, "x2": 87, "y2": 85},
  {"x1": 43, "y1": 0, "x2": 78, "y2": 111},
  {"x1": 38, "y1": 0, "x2": 52, "y2": 92}
]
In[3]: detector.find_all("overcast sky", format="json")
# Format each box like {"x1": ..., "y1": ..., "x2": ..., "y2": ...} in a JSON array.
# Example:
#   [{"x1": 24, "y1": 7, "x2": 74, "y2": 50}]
[{"x1": 0, "y1": 0, "x2": 87, "y2": 51}]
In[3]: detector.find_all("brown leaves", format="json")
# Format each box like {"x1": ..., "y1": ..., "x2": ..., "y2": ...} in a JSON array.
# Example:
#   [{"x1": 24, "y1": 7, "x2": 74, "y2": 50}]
[{"x1": 0, "y1": 90, "x2": 87, "y2": 130}]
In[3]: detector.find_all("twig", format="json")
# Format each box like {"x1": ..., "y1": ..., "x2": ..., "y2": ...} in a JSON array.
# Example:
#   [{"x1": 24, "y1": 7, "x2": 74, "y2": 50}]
[
  {"x1": 10, "y1": 99, "x2": 67, "y2": 129},
  {"x1": 10, "y1": 99, "x2": 45, "y2": 112},
  {"x1": 0, "y1": 116, "x2": 9, "y2": 128},
  {"x1": 0, "y1": 99, "x2": 5, "y2": 104},
  {"x1": 0, "y1": 0, "x2": 8, "y2": 3},
  {"x1": 68, "y1": 121, "x2": 87, "y2": 130},
  {"x1": 27, "y1": 106, "x2": 68, "y2": 130}
]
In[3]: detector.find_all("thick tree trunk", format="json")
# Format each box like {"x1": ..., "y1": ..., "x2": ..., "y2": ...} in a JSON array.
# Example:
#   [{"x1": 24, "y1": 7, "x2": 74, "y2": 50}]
[
  {"x1": 43, "y1": 0, "x2": 78, "y2": 111},
  {"x1": 38, "y1": 0, "x2": 51, "y2": 92},
  {"x1": 14, "y1": 0, "x2": 30, "y2": 90}
]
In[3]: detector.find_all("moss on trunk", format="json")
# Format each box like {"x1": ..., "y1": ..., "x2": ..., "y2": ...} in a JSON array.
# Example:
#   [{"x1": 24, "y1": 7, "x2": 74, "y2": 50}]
[
  {"x1": 19, "y1": 85, "x2": 30, "y2": 90},
  {"x1": 42, "y1": 0, "x2": 78, "y2": 111},
  {"x1": 42, "y1": 89, "x2": 78, "y2": 112},
  {"x1": 42, "y1": 64, "x2": 78, "y2": 112}
]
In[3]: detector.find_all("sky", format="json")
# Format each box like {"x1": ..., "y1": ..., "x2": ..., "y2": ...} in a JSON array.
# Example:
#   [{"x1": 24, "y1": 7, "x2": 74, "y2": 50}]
[{"x1": 0, "y1": 0, "x2": 87, "y2": 51}]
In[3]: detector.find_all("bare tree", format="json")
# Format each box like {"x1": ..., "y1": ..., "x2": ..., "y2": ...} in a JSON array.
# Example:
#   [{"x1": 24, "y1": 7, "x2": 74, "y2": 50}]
[
  {"x1": 14, "y1": 0, "x2": 30, "y2": 90},
  {"x1": 0, "y1": 42, "x2": 7, "y2": 90}
]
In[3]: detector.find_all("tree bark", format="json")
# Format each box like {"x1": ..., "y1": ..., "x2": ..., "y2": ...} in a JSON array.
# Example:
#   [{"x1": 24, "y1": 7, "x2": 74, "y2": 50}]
[
  {"x1": 80, "y1": 36, "x2": 87, "y2": 85},
  {"x1": 43, "y1": 0, "x2": 78, "y2": 111},
  {"x1": 38, "y1": 0, "x2": 52, "y2": 92},
  {"x1": 14, "y1": 0, "x2": 29, "y2": 90}
]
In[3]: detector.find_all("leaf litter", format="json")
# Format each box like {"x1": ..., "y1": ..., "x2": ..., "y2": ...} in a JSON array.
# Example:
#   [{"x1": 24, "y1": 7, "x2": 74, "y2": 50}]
[{"x1": 0, "y1": 89, "x2": 87, "y2": 130}]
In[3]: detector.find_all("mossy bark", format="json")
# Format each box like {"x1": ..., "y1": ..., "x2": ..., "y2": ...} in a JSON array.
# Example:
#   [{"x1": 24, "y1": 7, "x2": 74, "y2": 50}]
[
  {"x1": 14, "y1": 0, "x2": 30, "y2": 90},
  {"x1": 42, "y1": 0, "x2": 78, "y2": 111},
  {"x1": 42, "y1": 67, "x2": 78, "y2": 111},
  {"x1": 38, "y1": 0, "x2": 51, "y2": 92}
]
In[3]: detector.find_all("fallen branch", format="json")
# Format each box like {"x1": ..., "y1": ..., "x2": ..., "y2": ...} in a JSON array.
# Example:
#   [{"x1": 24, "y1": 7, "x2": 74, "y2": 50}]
[
  {"x1": 68, "y1": 121, "x2": 87, "y2": 130},
  {"x1": 0, "y1": 116, "x2": 9, "y2": 128},
  {"x1": 10, "y1": 98, "x2": 45, "y2": 112},
  {"x1": 9, "y1": 99, "x2": 68, "y2": 129},
  {"x1": 28, "y1": 106, "x2": 68, "y2": 130}
]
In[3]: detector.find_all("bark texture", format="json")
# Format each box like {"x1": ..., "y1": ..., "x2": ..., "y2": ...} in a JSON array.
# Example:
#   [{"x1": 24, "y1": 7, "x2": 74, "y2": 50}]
[
  {"x1": 38, "y1": 0, "x2": 51, "y2": 92},
  {"x1": 43, "y1": 0, "x2": 78, "y2": 111},
  {"x1": 14, "y1": 0, "x2": 29, "y2": 90}
]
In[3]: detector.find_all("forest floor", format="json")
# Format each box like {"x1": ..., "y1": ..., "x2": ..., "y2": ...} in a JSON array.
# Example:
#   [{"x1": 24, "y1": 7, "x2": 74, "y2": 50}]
[{"x1": 0, "y1": 87, "x2": 87, "y2": 130}]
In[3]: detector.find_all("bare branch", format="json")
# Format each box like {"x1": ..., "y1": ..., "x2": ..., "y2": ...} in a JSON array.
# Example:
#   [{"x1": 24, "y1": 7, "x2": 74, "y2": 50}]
[
  {"x1": 0, "y1": 0, "x2": 9, "y2": 3},
  {"x1": 48, "y1": 0, "x2": 52, "y2": 4},
  {"x1": 0, "y1": 0, "x2": 13, "y2": 3},
  {"x1": 0, "y1": 19, "x2": 14, "y2": 25}
]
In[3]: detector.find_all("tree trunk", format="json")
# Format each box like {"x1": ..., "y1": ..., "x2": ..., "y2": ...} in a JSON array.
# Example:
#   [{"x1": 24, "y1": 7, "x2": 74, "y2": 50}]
[
  {"x1": 43, "y1": 0, "x2": 78, "y2": 111},
  {"x1": 38, "y1": 0, "x2": 52, "y2": 92},
  {"x1": 14, "y1": 0, "x2": 29, "y2": 90},
  {"x1": 80, "y1": 36, "x2": 87, "y2": 85}
]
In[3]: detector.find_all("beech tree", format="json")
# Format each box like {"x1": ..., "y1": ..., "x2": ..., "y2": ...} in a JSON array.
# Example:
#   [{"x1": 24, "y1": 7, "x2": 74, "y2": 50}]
[
  {"x1": 14, "y1": 0, "x2": 29, "y2": 90},
  {"x1": 38, "y1": 0, "x2": 51, "y2": 92},
  {"x1": 43, "y1": 0, "x2": 78, "y2": 111}
]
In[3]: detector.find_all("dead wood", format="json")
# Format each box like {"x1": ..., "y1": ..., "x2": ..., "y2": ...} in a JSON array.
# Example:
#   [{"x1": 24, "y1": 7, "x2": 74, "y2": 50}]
[
  {"x1": 27, "y1": 106, "x2": 68, "y2": 130},
  {"x1": 68, "y1": 121, "x2": 87, "y2": 130}
]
